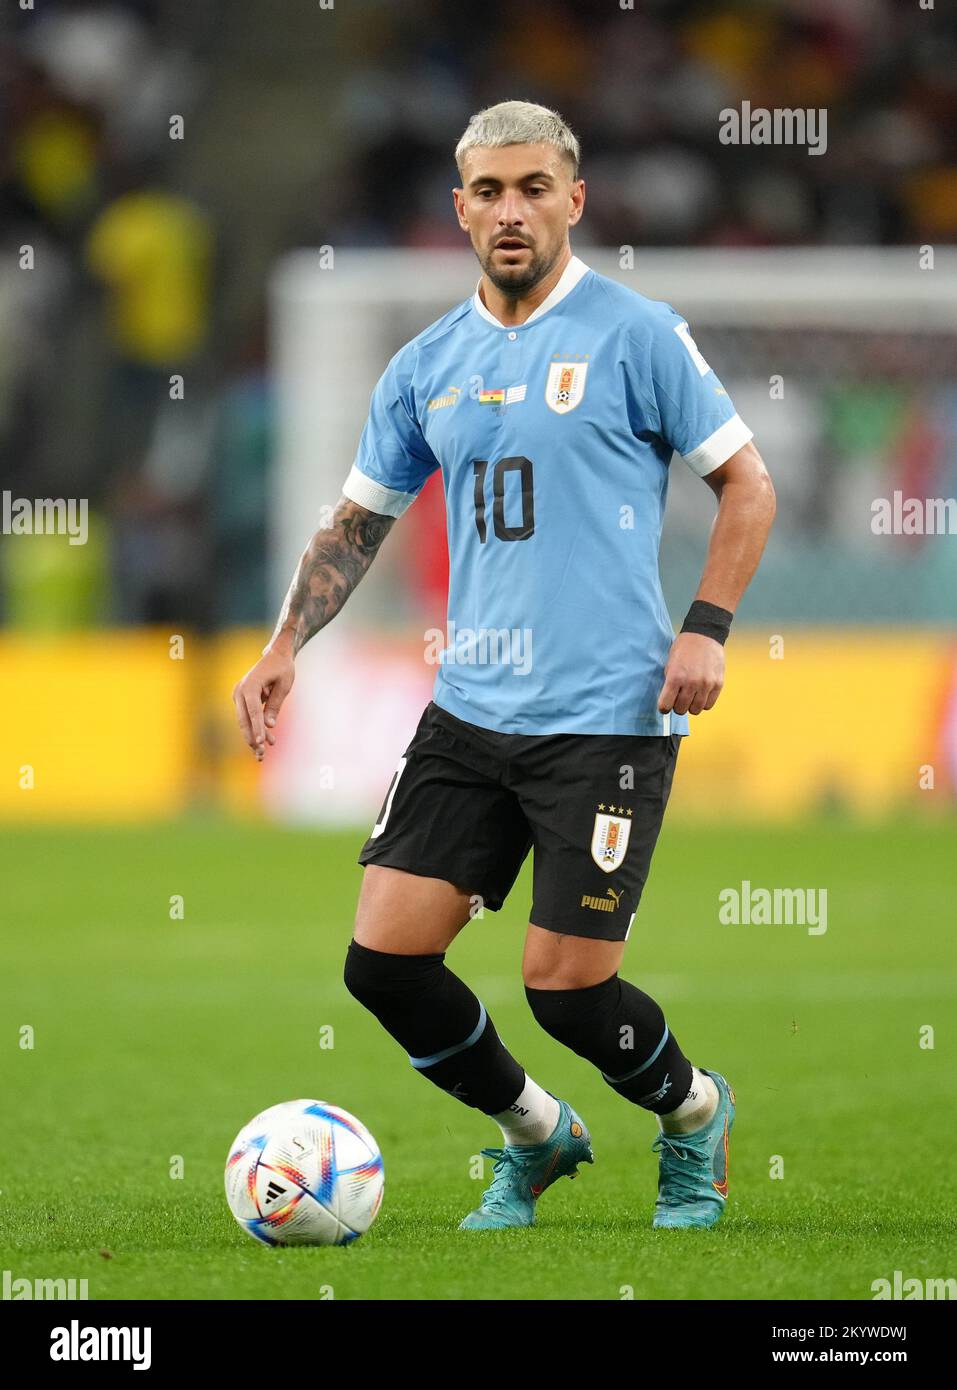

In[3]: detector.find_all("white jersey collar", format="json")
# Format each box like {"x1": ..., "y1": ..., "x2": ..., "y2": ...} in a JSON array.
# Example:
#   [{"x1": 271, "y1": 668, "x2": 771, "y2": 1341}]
[{"x1": 472, "y1": 254, "x2": 590, "y2": 328}]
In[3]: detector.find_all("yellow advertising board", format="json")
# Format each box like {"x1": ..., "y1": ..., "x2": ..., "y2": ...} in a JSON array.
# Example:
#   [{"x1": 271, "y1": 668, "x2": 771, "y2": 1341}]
[{"x1": 1, "y1": 629, "x2": 953, "y2": 822}]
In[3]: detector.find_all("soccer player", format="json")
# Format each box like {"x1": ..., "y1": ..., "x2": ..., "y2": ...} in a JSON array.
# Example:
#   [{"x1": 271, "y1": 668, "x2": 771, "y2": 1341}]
[{"x1": 233, "y1": 101, "x2": 776, "y2": 1231}]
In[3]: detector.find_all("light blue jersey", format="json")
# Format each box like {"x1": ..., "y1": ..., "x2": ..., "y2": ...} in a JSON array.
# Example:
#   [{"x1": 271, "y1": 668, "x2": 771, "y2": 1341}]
[{"x1": 342, "y1": 255, "x2": 752, "y2": 735}]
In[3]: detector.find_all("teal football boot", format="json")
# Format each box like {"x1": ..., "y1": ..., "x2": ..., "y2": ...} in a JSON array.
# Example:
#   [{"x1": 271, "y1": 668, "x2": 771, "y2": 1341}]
[
  {"x1": 458, "y1": 1097, "x2": 594, "y2": 1230},
  {"x1": 651, "y1": 1069, "x2": 735, "y2": 1229}
]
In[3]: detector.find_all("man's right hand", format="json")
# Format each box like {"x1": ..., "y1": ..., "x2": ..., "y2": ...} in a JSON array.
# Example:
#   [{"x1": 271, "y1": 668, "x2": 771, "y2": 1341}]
[
  {"x1": 231, "y1": 497, "x2": 395, "y2": 760},
  {"x1": 232, "y1": 637, "x2": 295, "y2": 761}
]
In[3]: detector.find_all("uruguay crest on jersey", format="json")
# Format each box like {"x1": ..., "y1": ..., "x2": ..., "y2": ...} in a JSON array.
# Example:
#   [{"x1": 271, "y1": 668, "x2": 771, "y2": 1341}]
[
  {"x1": 545, "y1": 360, "x2": 588, "y2": 413},
  {"x1": 591, "y1": 810, "x2": 631, "y2": 873}
]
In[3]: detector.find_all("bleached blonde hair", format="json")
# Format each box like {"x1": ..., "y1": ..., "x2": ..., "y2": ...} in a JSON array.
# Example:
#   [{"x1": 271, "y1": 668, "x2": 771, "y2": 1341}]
[{"x1": 455, "y1": 100, "x2": 581, "y2": 179}]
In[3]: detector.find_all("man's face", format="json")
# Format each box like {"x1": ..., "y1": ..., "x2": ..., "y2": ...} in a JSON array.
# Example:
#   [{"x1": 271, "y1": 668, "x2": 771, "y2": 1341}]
[{"x1": 453, "y1": 141, "x2": 584, "y2": 295}]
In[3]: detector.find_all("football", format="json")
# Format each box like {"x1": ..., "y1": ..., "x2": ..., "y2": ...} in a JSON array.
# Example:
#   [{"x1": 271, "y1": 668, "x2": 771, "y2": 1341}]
[{"x1": 225, "y1": 1099, "x2": 384, "y2": 1246}]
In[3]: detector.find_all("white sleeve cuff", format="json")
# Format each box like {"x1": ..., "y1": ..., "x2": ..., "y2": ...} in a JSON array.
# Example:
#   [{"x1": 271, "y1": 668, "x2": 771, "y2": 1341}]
[
  {"x1": 340, "y1": 463, "x2": 418, "y2": 518},
  {"x1": 681, "y1": 414, "x2": 754, "y2": 477}
]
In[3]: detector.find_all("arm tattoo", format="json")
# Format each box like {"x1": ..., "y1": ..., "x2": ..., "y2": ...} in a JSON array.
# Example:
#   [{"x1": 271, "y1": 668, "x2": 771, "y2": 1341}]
[{"x1": 271, "y1": 496, "x2": 396, "y2": 655}]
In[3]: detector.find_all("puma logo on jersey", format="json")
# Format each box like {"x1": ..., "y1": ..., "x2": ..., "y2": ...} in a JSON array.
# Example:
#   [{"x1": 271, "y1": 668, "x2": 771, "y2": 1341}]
[{"x1": 580, "y1": 887, "x2": 624, "y2": 912}]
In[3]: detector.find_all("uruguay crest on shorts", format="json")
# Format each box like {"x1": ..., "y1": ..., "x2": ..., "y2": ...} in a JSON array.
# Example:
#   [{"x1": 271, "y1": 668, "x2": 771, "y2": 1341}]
[
  {"x1": 545, "y1": 361, "x2": 588, "y2": 413},
  {"x1": 591, "y1": 811, "x2": 631, "y2": 873}
]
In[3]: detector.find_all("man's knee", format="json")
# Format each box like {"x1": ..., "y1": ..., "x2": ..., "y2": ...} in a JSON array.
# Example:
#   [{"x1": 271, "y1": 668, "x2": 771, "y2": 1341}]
[
  {"x1": 522, "y1": 924, "x2": 625, "y2": 991},
  {"x1": 523, "y1": 960, "x2": 609, "y2": 990}
]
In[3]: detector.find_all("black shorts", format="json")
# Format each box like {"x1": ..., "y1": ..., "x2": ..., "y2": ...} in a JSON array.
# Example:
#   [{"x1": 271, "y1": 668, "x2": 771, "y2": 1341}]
[{"x1": 357, "y1": 701, "x2": 681, "y2": 942}]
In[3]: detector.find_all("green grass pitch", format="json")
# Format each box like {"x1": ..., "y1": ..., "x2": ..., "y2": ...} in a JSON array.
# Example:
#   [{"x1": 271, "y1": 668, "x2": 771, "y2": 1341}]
[{"x1": 2, "y1": 817, "x2": 955, "y2": 1301}]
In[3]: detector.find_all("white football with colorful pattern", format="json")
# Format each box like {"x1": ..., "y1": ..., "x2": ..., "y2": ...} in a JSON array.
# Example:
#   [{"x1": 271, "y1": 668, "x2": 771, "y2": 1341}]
[{"x1": 225, "y1": 1099, "x2": 384, "y2": 1246}]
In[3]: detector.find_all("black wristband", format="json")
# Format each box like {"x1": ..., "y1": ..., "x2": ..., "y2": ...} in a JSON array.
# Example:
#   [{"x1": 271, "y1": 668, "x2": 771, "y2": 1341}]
[{"x1": 680, "y1": 599, "x2": 733, "y2": 645}]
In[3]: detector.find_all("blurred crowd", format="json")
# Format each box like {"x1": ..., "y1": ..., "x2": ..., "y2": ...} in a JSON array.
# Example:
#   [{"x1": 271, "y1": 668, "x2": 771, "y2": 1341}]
[
  {"x1": 317, "y1": 0, "x2": 957, "y2": 250},
  {"x1": 0, "y1": 0, "x2": 955, "y2": 630}
]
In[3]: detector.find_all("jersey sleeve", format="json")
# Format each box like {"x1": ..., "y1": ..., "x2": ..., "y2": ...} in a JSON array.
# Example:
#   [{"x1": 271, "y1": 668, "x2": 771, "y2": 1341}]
[
  {"x1": 641, "y1": 306, "x2": 753, "y2": 477},
  {"x1": 340, "y1": 347, "x2": 441, "y2": 517}
]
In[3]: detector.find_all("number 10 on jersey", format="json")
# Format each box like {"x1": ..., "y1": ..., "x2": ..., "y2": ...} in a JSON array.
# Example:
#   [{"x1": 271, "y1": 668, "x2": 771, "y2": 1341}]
[{"x1": 472, "y1": 457, "x2": 535, "y2": 543}]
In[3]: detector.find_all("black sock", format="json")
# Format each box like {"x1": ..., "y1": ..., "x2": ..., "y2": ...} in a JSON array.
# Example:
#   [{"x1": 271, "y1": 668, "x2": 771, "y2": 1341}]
[
  {"x1": 526, "y1": 973, "x2": 693, "y2": 1115},
  {"x1": 344, "y1": 939, "x2": 525, "y2": 1114}
]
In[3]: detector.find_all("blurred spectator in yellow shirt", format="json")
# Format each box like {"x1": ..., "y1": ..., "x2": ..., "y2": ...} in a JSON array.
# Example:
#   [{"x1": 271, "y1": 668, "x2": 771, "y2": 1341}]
[{"x1": 85, "y1": 186, "x2": 213, "y2": 367}]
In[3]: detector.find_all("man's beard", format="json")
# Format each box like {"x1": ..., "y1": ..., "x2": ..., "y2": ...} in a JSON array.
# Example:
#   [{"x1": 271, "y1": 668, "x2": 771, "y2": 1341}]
[{"x1": 480, "y1": 241, "x2": 558, "y2": 296}]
